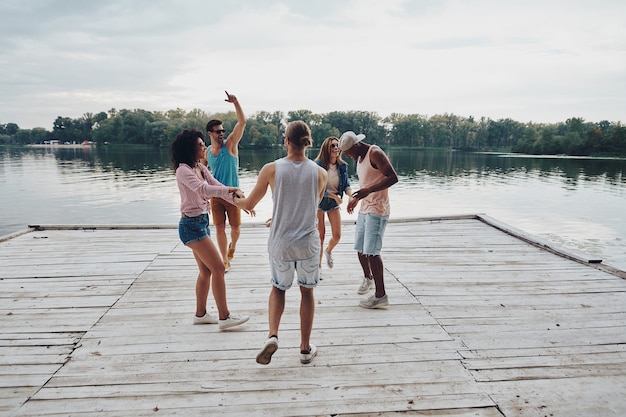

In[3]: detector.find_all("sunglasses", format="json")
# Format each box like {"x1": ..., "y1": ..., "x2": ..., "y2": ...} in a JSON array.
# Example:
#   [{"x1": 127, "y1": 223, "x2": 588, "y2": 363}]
[
  {"x1": 330, "y1": 143, "x2": 339, "y2": 148},
  {"x1": 211, "y1": 129, "x2": 226, "y2": 134}
]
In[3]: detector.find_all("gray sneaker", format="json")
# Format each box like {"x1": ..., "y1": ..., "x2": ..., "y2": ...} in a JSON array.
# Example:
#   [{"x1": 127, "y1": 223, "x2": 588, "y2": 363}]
[
  {"x1": 357, "y1": 277, "x2": 374, "y2": 294},
  {"x1": 359, "y1": 294, "x2": 389, "y2": 309},
  {"x1": 218, "y1": 313, "x2": 249, "y2": 330}
]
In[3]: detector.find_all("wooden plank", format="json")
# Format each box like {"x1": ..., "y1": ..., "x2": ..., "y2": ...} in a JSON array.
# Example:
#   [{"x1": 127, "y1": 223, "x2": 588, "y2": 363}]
[
  {"x1": 1, "y1": 219, "x2": 625, "y2": 416},
  {"x1": 481, "y1": 377, "x2": 626, "y2": 417},
  {"x1": 16, "y1": 391, "x2": 496, "y2": 417}
]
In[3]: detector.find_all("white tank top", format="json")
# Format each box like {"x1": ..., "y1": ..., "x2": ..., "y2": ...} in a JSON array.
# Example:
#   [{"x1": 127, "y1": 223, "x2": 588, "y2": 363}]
[{"x1": 357, "y1": 145, "x2": 390, "y2": 216}]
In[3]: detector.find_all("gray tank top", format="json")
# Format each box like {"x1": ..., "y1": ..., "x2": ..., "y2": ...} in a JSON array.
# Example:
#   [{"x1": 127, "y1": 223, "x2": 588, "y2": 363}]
[{"x1": 268, "y1": 158, "x2": 320, "y2": 261}]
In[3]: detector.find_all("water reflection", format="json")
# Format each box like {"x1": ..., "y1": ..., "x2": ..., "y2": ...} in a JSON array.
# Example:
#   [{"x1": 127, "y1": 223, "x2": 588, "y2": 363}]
[
  {"x1": 387, "y1": 149, "x2": 625, "y2": 183},
  {"x1": 6, "y1": 146, "x2": 624, "y2": 184},
  {"x1": 1, "y1": 146, "x2": 625, "y2": 270}
]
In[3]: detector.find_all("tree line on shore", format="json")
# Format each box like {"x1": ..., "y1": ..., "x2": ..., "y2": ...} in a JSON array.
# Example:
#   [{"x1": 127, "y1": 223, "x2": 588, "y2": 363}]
[{"x1": 1, "y1": 108, "x2": 625, "y2": 156}]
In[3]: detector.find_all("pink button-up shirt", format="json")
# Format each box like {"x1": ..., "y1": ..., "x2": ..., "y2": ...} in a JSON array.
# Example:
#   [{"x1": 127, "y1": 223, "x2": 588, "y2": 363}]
[{"x1": 175, "y1": 163, "x2": 232, "y2": 217}]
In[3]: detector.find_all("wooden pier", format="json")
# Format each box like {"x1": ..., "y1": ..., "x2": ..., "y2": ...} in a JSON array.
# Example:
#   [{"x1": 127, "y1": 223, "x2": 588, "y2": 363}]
[{"x1": 1, "y1": 215, "x2": 625, "y2": 416}]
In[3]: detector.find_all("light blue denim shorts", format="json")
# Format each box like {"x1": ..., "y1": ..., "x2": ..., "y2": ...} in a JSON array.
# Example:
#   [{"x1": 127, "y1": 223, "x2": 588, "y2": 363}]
[
  {"x1": 179, "y1": 213, "x2": 210, "y2": 245},
  {"x1": 354, "y1": 213, "x2": 389, "y2": 256},
  {"x1": 269, "y1": 255, "x2": 320, "y2": 291},
  {"x1": 318, "y1": 196, "x2": 339, "y2": 212}
]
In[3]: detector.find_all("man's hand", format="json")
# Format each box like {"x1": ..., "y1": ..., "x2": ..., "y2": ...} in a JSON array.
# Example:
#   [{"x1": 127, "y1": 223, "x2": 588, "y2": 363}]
[
  {"x1": 351, "y1": 188, "x2": 370, "y2": 201},
  {"x1": 232, "y1": 192, "x2": 256, "y2": 217},
  {"x1": 225, "y1": 90, "x2": 237, "y2": 103},
  {"x1": 347, "y1": 196, "x2": 359, "y2": 214}
]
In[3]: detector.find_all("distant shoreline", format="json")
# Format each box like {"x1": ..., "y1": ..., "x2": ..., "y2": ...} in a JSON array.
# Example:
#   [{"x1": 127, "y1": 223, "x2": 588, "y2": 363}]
[{"x1": 26, "y1": 143, "x2": 97, "y2": 149}]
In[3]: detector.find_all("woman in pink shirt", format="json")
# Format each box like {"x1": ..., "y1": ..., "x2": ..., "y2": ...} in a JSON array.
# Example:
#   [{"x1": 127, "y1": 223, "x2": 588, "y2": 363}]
[{"x1": 170, "y1": 129, "x2": 249, "y2": 330}]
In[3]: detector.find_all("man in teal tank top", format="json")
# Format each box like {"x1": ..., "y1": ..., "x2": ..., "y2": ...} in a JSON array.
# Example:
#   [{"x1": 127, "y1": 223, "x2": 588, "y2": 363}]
[{"x1": 206, "y1": 91, "x2": 246, "y2": 272}]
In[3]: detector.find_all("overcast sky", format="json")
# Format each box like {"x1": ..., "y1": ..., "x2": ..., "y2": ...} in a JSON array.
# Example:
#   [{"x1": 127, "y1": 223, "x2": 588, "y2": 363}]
[{"x1": 1, "y1": 0, "x2": 625, "y2": 129}]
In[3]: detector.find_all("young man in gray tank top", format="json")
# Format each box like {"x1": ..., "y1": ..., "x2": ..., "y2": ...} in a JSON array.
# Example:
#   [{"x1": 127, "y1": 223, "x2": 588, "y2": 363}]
[{"x1": 234, "y1": 121, "x2": 327, "y2": 365}]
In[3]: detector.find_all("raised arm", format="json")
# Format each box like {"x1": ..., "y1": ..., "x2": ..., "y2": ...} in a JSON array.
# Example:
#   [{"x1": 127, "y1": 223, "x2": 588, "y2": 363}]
[{"x1": 225, "y1": 91, "x2": 246, "y2": 155}]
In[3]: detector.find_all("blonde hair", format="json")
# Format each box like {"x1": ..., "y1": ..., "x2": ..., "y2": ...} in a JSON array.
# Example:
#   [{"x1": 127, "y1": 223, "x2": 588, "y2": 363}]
[{"x1": 285, "y1": 121, "x2": 312, "y2": 149}]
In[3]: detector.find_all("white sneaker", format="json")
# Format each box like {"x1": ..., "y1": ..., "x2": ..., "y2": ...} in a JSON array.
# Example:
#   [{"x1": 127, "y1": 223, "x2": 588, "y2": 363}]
[
  {"x1": 357, "y1": 277, "x2": 373, "y2": 294},
  {"x1": 256, "y1": 336, "x2": 278, "y2": 365},
  {"x1": 325, "y1": 250, "x2": 334, "y2": 268},
  {"x1": 300, "y1": 343, "x2": 318, "y2": 364},
  {"x1": 359, "y1": 294, "x2": 389, "y2": 309},
  {"x1": 193, "y1": 312, "x2": 218, "y2": 325},
  {"x1": 218, "y1": 313, "x2": 249, "y2": 330}
]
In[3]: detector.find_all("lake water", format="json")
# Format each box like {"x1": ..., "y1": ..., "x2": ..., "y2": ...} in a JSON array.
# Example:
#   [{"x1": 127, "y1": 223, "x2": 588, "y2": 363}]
[{"x1": 1, "y1": 145, "x2": 625, "y2": 271}]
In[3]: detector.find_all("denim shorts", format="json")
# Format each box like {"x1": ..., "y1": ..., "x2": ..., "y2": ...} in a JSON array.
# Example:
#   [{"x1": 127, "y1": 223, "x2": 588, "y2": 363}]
[
  {"x1": 269, "y1": 255, "x2": 319, "y2": 291},
  {"x1": 318, "y1": 196, "x2": 339, "y2": 212},
  {"x1": 179, "y1": 213, "x2": 210, "y2": 245},
  {"x1": 354, "y1": 213, "x2": 389, "y2": 256}
]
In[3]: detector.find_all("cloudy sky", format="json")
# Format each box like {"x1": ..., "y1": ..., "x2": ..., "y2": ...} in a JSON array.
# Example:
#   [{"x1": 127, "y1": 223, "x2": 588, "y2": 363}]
[{"x1": 1, "y1": 0, "x2": 625, "y2": 129}]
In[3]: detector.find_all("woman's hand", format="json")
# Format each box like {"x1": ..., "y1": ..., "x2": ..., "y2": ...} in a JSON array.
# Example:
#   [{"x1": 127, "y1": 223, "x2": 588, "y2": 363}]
[
  {"x1": 231, "y1": 188, "x2": 255, "y2": 216},
  {"x1": 229, "y1": 187, "x2": 244, "y2": 199},
  {"x1": 329, "y1": 193, "x2": 342, "y2": 204}
]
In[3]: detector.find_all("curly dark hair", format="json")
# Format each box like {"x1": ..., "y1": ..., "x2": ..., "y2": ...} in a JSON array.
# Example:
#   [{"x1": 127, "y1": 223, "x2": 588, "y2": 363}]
[{"x1": 170, "y1": 128, "x2": 205, "y2": 171}]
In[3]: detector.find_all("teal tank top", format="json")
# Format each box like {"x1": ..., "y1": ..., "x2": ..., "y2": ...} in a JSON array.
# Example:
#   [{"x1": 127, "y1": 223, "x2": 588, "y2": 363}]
[{"x1": 206, "y1": 142, "x2": 239, "y2": 187}]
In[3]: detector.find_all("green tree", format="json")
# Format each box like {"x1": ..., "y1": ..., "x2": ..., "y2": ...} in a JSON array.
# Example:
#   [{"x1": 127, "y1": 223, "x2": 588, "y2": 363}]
[
  {"x1": 287, "y1": 109, "x2": 317, "y2": 126},
  {"x1": 385, "y1": 113, "x2": 427, "y2": 147},
  {"x1": 427, "y1": 114, "x2": 456, "y2": 147},
  {"x1": 31, "y1": 127, "x2": 49, "y2": 143},
  {"x1": 563, "y1": 117, "x2": 586, "y2": 155},
  {"x1": 4, "y1": 123, "x2": 19, "y2": 136},
  {"x1": 53, "y1": 116, "x2": 82, "y2": 143},
  {"x1": 512, "y1": 124, "x2": 541, "y2": 153},
  {"x1": 486, "y1": 118, "x2": 524, "y2": 150},
  {"x1": 148, "y1": 121, "x2": 172, "y2": 148},
  {"x1": 1, "y1": 122, "x2": 20, "y2": 143},
  {"x1": 16, "y1": 129, "x2": 31, "y2": 145},
  {"x1": 3, "y1": 105, "x2": 625, "y2": 156},
  {"x1": 184, "y1": 108, "x2": 209, "y2": 131},
  {"x1": 311, "y1": 123, "x2": 340, "y2": 147},
  {"x1": 322, "y1": 111, "x2": 385, "y2": 144},
  {"x1": 533, "y1": 126, "x2": 562, "y2": 154},
  {"x1": 92, "y1": 113, "x2": 123, "y2": 143},
  {"x1": 241, "y1": 111, "x2": 282, "y2": 147}
]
